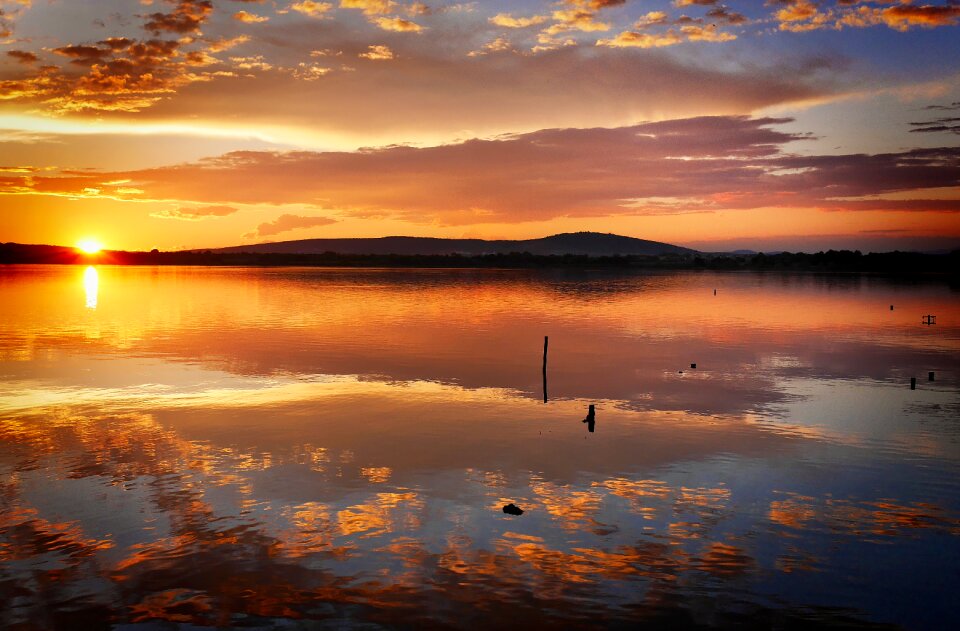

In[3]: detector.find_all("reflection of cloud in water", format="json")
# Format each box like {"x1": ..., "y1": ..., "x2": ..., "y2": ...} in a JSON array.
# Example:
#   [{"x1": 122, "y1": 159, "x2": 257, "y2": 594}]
[{"x1": 1, "y1": 405, "x2": 958, "y2": 628}]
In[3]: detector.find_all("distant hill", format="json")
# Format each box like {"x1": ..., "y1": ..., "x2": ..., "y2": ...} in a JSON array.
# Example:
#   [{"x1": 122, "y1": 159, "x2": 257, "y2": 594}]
[{"x1": 212, "y1": 232, "x2": 697, "y2": 257}]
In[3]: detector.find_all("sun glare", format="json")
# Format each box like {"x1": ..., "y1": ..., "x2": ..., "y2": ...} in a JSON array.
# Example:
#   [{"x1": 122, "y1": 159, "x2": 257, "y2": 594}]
[{"x1": 77, "y1": 238, "x2": 104, "y2": 254}]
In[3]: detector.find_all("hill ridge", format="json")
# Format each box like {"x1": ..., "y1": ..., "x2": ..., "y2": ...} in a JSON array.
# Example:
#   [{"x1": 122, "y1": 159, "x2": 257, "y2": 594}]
[{"x1": 211, "y1": 232, "x2": 696, "y2": 257}]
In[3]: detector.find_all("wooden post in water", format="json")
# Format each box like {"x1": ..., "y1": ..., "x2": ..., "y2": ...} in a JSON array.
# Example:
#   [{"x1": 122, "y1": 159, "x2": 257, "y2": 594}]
[
  {"x1": 542, "y1": 336, "x2": 549, "y2": 403},
  {"x1": 911, "y1": 377, "x2": 916, "y2": 390},
  {"x1": 929, "y1": 372, "x2": 935, "y2": 381}
]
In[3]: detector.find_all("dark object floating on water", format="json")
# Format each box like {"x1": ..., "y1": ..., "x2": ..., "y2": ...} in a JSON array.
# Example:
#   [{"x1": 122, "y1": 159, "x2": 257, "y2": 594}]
[
  {"x1": 503, "y1": 503, "x2": 524, "y2": 516},
  {"x1": 890, "y1": 305, "x2": 894, "y2": 311},
  {"x1": 582, "y1": 404, "x2": 596, "y2": 433},
  {"x1": 690, "y1": 363, "x2": 697, "y2": 369},
  {"x1": 929, "y1": 371, "x2": 935, "y2": 381},
  {"x1": 911, "y1": 377, "x2": 917, "y2": 390},
  {"x1": 923, "y1": 314, "x2": 936, "y2": 325}
]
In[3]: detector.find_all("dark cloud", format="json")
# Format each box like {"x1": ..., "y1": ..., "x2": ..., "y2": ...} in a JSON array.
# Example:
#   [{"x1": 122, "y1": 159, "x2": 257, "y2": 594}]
[
  {"x1": 910, "y1": 117, "x2": 960, "y2": 135},
  {"x1": 6, "y1": 50, "x2": 38, "y2": 65},
  {"x1": 52, "y1": 44, "x2": 114, "y2": 65},
  {"x1": 144, "y1": 0, "x2": 214, "y2": 35},
  {"x1": 924, "y1": 101, "x2": 960, "y2": 111},
  {"x1": 706, "y1": 6, "x2": 749, "y2": 25}
]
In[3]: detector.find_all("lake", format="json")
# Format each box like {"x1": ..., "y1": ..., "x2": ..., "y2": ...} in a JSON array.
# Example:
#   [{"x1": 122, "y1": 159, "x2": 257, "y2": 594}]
[{"x1": 1, "y1": 265, "x2": 958, "y2": 629}]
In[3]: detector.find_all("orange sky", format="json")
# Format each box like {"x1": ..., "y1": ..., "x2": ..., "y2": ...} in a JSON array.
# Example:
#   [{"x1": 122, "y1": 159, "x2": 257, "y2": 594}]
[{"x1": 1, "y1": 0, "x2": 959, "y2": 252}]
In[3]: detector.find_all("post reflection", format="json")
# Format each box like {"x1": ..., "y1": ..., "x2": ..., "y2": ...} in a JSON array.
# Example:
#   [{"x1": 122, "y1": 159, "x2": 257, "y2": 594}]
[{"x1": 83, "y1": 265, "x2": 98, "y2": 309}]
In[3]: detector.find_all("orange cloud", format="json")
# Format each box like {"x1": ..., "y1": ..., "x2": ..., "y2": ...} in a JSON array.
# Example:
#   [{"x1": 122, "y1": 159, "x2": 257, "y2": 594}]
[
  {"x1": 339, "y1": 0, "x2": 396, "y2": 15},
  {"x1": 244, "y1": 213, "x2": 337, "y2": 238},
  {"x1": 775, "y1": 0, "x2": 960, "y2": 32},
  {"x1": 8, "y1": 117, "x2": 958, "y2": 227},
  {"x1": 233, "y1": 10, "x2": 269, "y2": 23},
  {"x1": 359, "y1": 45, "x2": 395, "y2": 60},
  {"x1": 206, "y1": 35, "x2": 250, "y2": 52},
  {"x1": 468, "y1": 36, "x2": 514, "y2": 57},
  {"x1": 682, "y1": 23, "x2": 737, "y2": 42},
  {"x1": 289, "y1": 1, "x2": 334, "y2": 18},
  {"x1": 151, "y1": 205, "x2": 238, "y2": 220},
  {"x1": 374, "y1": 16, "x2": 423, "y2": 31},
  {"x1": 597, "y1": 30, "x2": 683, "y2": 47},
  {"x1": 489, "y1": 13, "x2": 549, "y2": 28}
]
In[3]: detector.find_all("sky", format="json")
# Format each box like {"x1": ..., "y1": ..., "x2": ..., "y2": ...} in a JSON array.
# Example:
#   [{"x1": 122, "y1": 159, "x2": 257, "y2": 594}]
[{"x1": 0, "y1": 0, "x2": 958, "y2": 252}]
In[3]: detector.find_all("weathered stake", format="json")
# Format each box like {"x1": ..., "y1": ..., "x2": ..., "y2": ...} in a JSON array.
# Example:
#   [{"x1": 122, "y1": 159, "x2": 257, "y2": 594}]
[
  {"x1": 542, "y1": 335, "x2": 549, "y2": 403},
  {"x1": 911, "y1": 377, "x2": 917, "y2": 390},
  {"x1": 929, "y1": 372, "x2": 935, "y2": 381}
]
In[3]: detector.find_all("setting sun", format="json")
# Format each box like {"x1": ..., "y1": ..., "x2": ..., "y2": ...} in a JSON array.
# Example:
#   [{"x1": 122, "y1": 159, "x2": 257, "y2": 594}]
[{"x1": 77, "y1": 238, "x2": 103, "y2": 254}]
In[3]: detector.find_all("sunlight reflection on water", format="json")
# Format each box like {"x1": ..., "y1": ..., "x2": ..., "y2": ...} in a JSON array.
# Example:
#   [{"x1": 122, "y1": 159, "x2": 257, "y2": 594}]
[{"x1": 83, "y1": 265, "x2": 98, "y2": 310}]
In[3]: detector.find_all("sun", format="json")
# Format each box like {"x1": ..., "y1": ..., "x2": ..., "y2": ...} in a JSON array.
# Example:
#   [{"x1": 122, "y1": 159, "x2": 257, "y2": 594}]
[{"x1": 77, "y1": 238, "x2": 104, "y2": 254}]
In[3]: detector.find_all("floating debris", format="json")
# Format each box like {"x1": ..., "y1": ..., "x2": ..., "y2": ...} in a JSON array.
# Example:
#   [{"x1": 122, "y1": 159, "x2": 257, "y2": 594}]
[
  {"x1": 502, "y1": 503, "x2": 524, "y2": 516},
  {"x1": 923, "y1": 315, "x2": 936, "y2": 325},
  {"x1": 690, "y1": 363, "x2": 697, "y2": 369}
]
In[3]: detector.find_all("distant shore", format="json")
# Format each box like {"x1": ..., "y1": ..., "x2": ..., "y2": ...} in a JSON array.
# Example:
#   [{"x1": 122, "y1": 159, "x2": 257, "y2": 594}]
[{"x1": 1, "y1": 243, "x2": 958, "y2": 274}]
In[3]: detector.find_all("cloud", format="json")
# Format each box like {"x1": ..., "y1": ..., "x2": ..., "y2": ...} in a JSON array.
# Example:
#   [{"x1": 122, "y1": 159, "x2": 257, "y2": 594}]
[
  {"x1": 776, "y1": 0, "x2": 960, "y2": 33},
  {"x1": 909, "y1": 103, "x2": 960, "y2": 135},
  {"x1": 143, "y1": 0, "x2": 213, "y2": 35},
  {"x1": 228, "y1": 46, "x2": 834, "y2": 138},
  {"x1": 682, "y1": 24, "x2": 737, "y2": 42},
  {"x1": 206, "y1": 35, "x2": 250, "y2": 52},
  {"x1": 0, "y1": 1, "x2": 31, "y2": 38},
  {"x1": 289, "y1": 1, "x2": 334, "y2": 18},
  {"x1": 5, "y1": 50, "x2": 38, "y2": 64},
  {"x1": 151, "y1": 205, "x2": 239, "y2": 220},
  {"x1": 597, "y1": 30, "x2": 683, "y2": 48},
  {"x1": 600, "y1": 4, "x2": 740, "y2": 46},
  {"x1": 339, "y1": 0, "x2": 396, "y2": 15},
  {"x1": 705, "y1": 6, "x2": 748, "y2": 25},
  {"x1": 880, "y1": 3, "x2": 960, "y2": 31},
  {"x1": 10, "y1": 117, "x2": 959, "y2": 227},
  {"x1": 489, "y1": 13, "x2": 549, "y2": 28},
  {"x1": 359, "y1": 44, "x2": 395, "y2": 60},
  {"x1": 234, "y1": 10, "x2": 269, "y2": 23},
  {"x1": 468, "y1": 36, "x2": 514, "y2": 57},
  {"x1": 244, "y1": 213, "x2": 337, "y2": 238},
  {"x1": 373, "y1": 16, "x2": 424, "y2": 31}
]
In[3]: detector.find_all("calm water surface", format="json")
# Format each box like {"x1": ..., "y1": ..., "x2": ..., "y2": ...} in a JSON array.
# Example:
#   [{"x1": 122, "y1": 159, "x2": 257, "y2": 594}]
[{"x1": 1, "y1": 265, "x2": 958, "y2": 629}]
